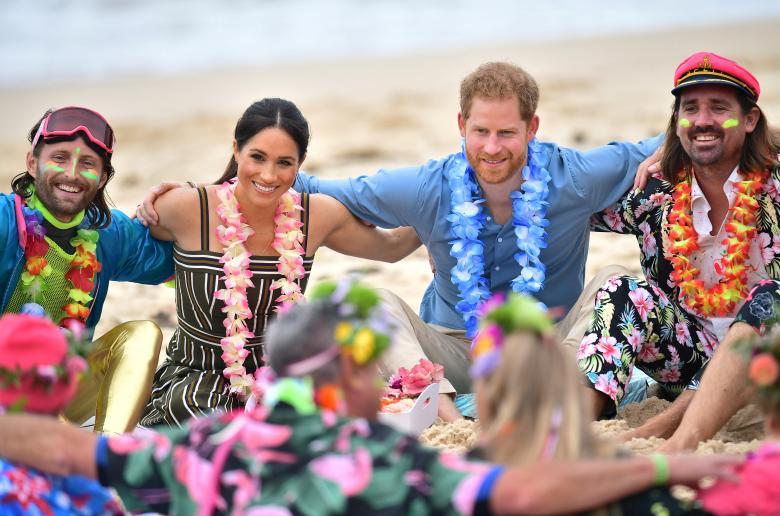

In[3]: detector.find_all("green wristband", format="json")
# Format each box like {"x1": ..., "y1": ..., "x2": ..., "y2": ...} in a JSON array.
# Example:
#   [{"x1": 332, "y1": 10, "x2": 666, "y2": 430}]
[{"x1": 650, "y1": 453, "x2": 669, "y2": 485}]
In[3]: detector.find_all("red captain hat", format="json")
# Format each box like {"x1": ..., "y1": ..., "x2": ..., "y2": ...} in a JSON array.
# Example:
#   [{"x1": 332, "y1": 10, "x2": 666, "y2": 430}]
[{"x1": 672, "y1": 51, "x2": 760, "y2": 102}]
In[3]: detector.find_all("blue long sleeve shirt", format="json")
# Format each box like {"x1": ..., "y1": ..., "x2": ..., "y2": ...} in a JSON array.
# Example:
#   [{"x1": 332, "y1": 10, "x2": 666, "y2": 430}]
[
  {"x1": 295, "y1": 136, "x2": 661, "y2": 330},
  {"x1": 0, "y1": 193, "x2": 174, "y2": 339}
]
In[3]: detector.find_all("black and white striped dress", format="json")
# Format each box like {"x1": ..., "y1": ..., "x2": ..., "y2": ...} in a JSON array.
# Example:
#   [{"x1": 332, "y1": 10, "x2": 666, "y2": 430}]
[{"x1": 140, "y1": 188, "x2": 314, "y2": 427}]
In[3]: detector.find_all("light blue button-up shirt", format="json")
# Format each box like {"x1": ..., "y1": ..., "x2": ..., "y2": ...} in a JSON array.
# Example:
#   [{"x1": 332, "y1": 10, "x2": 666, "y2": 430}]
[{"x1": 295, "y1": 136, "x2": 661, "y2": 330}]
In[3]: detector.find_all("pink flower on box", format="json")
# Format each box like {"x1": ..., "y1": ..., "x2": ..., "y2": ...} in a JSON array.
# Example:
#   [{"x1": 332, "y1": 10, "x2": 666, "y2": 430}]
[{"x1": 398, "y1": 359, "x2": 444, "y2": 396}]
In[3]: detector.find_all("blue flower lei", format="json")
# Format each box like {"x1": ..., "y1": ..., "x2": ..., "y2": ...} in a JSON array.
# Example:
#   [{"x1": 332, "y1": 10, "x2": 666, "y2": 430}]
[{"x1": 447, "y1": 138, "x2": 551, "y2": 337}]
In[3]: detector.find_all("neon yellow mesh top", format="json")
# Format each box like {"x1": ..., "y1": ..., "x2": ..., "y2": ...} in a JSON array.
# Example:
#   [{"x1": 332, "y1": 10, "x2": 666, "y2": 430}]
[{"x1": 6, "y1": 238, "x2": 74, "y2": 322}]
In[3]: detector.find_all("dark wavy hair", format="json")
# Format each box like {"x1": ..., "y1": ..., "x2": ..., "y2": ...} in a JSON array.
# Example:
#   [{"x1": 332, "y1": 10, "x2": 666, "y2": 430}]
[
  {"x1": 660, "y1": 92, "x2": 780, "y2": 183},
  {"x1": 214, "y1": 98, "x2": 310, "y2": 184},
  {"x1": 11, "y1": 109, "x2": 116, "y2": 229}
]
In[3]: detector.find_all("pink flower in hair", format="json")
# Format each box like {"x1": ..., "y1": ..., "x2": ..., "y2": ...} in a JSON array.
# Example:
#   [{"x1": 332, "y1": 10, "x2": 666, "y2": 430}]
[{"x1": 749, "y1": 353, "x2": 779, "y2": 386}]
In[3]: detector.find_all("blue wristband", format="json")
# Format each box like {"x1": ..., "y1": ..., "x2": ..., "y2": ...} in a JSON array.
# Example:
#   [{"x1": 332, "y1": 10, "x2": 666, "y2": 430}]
[
  {"x1": 95, "y1": 435, "x2": 109, "y2": 469},
  {"x1": 476, "y1": 465, "x2": 505, "y2": 502}
]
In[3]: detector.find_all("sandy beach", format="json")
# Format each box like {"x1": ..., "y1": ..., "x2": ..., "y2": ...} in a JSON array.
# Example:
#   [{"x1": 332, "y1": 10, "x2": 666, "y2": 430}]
[{"x1": 2, "y1": 18, "x2": 779, "y2": 453}]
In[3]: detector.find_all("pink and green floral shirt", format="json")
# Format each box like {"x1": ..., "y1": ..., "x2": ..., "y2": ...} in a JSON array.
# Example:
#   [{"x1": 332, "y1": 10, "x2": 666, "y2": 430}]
[{"x1": 99, "y1": 405, "x2": 493, "y2": 515}]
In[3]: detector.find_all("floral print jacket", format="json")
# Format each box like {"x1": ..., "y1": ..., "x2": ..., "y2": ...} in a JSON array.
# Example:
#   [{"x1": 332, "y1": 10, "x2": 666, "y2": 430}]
[
  {"x1": 0, "y1": 459, "x2": 123, "y2": 515},
  {"x1": 99, "y1": 405, "x2": 491, "y2": 515},
  {"x1": 592, "y1": 167, "x2": 780, "y2": 317}
]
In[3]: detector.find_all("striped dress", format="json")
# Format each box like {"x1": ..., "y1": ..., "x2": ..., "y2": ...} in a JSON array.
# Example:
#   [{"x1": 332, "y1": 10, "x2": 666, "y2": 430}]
[{"x1": 140, "y1": 188, "x2": 314, "y2": 427}]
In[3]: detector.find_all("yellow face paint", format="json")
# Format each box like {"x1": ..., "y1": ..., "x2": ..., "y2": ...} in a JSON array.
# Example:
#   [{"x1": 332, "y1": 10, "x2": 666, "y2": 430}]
[
  {"x1": 678, "y1": 118, "x2": 691, "y2": 128},
  {"x1": 722, "y1": 118, "x2": 739, "y2": 129},
  {"x1": 43, "y1": 161, "x2": 65, "y2": 173}
]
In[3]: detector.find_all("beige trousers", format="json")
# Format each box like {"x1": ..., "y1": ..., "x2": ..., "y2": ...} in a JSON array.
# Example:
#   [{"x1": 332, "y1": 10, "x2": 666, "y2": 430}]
[
  {"x1": 62, "y1": 320, "x2": 162, "y2": 434},
  {"x1": 377, "y1": 264, "x2": 631, "y2": 395}
]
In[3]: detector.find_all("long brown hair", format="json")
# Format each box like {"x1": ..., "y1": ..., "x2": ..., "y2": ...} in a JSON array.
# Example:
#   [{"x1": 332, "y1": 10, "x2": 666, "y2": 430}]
[{"x1": 660, "y1": 93, "x2": 780, "y2": 183}]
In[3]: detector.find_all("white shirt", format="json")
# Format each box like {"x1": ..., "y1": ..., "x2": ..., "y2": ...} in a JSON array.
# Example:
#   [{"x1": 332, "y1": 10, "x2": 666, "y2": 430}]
[{"x1": 688, "y1": 167, "x2": 768, "y2": 341}]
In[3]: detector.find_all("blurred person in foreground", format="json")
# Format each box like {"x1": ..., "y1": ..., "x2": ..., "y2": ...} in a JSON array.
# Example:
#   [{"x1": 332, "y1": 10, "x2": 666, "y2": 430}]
[
  {"x1": 584, "y1": 51, "x2": 780, "y2": 450},
  {"x1": 698, "y1": 327, "x2": 780, "y2": 514},
  {"x1": 471, "y1": 293, "x2": 706, "y2": 514},
  {"x1": 1, "y1": 106, "x2": 174, "y2": 433},
  {"x1": 0, "y1": 280, "x2": 737, "y2": 515},
  {"x1": 0, "y1": 313, "x2": 123, "y2": 515}
]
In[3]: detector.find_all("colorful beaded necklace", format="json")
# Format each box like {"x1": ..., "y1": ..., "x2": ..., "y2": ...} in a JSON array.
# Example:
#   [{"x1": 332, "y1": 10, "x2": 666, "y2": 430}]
[{"x1": 666, "y1": 169, "x2": 765, "y2": 317}]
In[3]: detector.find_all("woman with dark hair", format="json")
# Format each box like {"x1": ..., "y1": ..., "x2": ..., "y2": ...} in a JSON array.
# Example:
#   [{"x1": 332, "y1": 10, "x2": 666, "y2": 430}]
[{"x1": 140, "y1": 98, "x2": 421, "y2": 426}]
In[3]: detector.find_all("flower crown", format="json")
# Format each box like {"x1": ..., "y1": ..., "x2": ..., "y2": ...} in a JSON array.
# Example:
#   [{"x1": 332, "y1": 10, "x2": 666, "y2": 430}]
[
  {"x1": 0, "y1": 306, "x2": 89, "y2": 413},
  {"x1": 740, "y1": 328, "x2": 780, "y2": 405},
  {"x1": 308, "y1": 279, "x2": 394, "y2": 365},
  {"x1": 470, "y1": 292, "x2": 553, "y2": 379}
]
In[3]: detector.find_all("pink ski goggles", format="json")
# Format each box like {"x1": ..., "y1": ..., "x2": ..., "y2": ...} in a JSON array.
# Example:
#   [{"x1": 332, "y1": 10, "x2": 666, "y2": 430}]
[{"x1": 31, "y1": 106, "x2": 115, "y2": 154}]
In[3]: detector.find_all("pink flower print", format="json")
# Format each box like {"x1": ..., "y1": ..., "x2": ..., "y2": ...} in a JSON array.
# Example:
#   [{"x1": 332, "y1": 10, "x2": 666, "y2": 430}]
[
  {"x1": 759, "y1": 232, "x2": 780, "y2": 265},
  {"x1": 675, "y1": 322, "x2": 692, "y2": 347},
  {"x1": 603, "y1": 208, "x2": 625, "y2": 231},
  {"x1": 628, "y1": 287, "x2": 655, "y2": 322},
  {"x1": 308, "y1": 448, "x2": 372, "y2": 496},
  {"x1": 577, "y1": 333, "x2": 598, "y2": 360},
  {"x1": 109, "y1": 428, "x2": 171, "y2": 461},
  {"x1": 639, "y1": 222, "x2": 657, "y2": 257},
  {"x1": 173, "y1": 446, "x2": 219, "y2": 509},
  {"x1": 626, "y1": 328, "x2": 644, "y2": 353},
  {"x1": 650, "y1": 284, "x2": 671, "y2": 308},
  {"x1": 595, "y1": 289, "x2": 610, "y2": 303},
  {"x1": 659, "y1": 365, "x2": 681, "y2": 383},
  {"x1": 211, "y1": 414, "x2": 291, "y2": 452},
  {"x1": 637, "y1": 342, "x2": 661, "y2": 363},
  {"x1": 221, "y1": 469, "x2": 259, "y2": 515},
  {"x1": 594, "y1": 371, "x2": 619, "y2": 400},
  {"x1": 596, "y1": 336, "x2": 621, "y2": 364},
  {"x1": 648, "y1": 192, "x2": 670, "y2": 207},
  {"x1": 452, "y1": 473, "x2": 485, "y2": 516},
  {"x1": 696, "y1": 330, "x2": 718, "y2": 358},
  {"x1": 667, "y1": 346, "x2": 681, "y2": 365},
  {"x1": 439, "y1": 452, "x2": 491, "y2": 475},
  {"x1": 404, "y1": 469, "x2": 431, "y2": 495},
  {"x1": 335, "y1": 419, "x2": 371, "y2": 453},
  {"x1": 603, "y1": 276, "x2": 623, "y2": 293},
  {"x1": 766, "y1": 177, "x2": 780, "y2": 202}
]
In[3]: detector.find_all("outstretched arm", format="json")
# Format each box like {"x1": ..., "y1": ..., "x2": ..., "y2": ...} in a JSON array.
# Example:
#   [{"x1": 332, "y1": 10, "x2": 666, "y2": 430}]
[
  {"x1": 311, "y1": 194, "x2": 421, "y2": 262},
  {"x1": 490, "y1": 454, "x2": 739, "y2": 514},
  {"x1": 0, "y1": 414, "x2": 98, "y2": 479}
]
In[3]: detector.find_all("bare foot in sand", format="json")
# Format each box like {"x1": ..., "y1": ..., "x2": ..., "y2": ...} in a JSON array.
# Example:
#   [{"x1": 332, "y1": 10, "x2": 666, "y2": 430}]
[{"x1": 620, "y1": 414, "x2": 679, "y2": 442}]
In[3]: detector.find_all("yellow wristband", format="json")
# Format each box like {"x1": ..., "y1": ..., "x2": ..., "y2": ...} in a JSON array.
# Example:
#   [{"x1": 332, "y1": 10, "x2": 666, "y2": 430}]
[{"x1": 650, "y1": 453, "x2": 669, "y2": 486}]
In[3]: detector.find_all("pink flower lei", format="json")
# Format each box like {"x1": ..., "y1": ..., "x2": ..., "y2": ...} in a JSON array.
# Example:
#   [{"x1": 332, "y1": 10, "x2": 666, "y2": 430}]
[{"x1": 214, "y1": 180, "x2": 306, "y2": 399}]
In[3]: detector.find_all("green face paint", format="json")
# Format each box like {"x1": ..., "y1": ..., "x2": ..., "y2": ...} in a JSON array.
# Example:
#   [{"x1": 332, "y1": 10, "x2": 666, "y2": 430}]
[
  {"x1": 80, "y1": 169, "x2": 99, "y2": 181},
  {"x1": 722, "y1": 118, "x2": 739, "y2": 129},
  {"x1": 678, "y1": 118, "x2": 691, "y2": 128},
  {"x1": 43, "y1": 160, "x2": 65, "y2": 173},
  {"x1": 67, "y1": 147, "x2": 81, "y2": 177}
]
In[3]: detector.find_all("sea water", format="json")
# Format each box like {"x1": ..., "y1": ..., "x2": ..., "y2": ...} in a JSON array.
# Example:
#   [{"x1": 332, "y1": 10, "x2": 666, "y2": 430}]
[{"x1": 2, "y1": 0, "x2": 779, "y2": 86}]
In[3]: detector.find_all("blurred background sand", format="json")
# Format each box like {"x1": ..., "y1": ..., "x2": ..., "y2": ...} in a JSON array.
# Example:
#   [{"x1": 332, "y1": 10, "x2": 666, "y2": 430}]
[{"x1": 2, "y1": 1, "x2": 779, "y2": 452}]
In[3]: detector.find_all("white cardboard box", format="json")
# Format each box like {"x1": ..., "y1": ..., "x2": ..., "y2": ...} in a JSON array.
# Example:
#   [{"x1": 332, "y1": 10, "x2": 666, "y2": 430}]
[{"x1": 377, "y1": 382, "x2": 439, "y2": 436}]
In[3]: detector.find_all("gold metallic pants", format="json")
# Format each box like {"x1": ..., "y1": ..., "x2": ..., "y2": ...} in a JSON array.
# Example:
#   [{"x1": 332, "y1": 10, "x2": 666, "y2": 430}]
[{"x1": 62, "y1": 320, "x2": 162, "y2": 434}]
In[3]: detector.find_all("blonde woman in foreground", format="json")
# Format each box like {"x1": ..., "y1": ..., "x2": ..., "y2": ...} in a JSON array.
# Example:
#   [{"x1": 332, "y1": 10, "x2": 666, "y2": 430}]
[{"x1": 470, "y1": 293, "x2": 709, "y2": 514}]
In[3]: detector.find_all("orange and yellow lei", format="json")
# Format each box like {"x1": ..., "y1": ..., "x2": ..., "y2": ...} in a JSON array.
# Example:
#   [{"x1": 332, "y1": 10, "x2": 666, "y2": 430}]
[{"x1": 666, "y1": 170, "x2": 765, "y2": 317}]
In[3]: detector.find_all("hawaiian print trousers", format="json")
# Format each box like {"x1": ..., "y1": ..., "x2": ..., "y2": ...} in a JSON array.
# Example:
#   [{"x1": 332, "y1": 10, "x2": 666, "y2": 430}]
[{"x1": 577, "y1": 274, "x2": 780, "y2": 408}]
